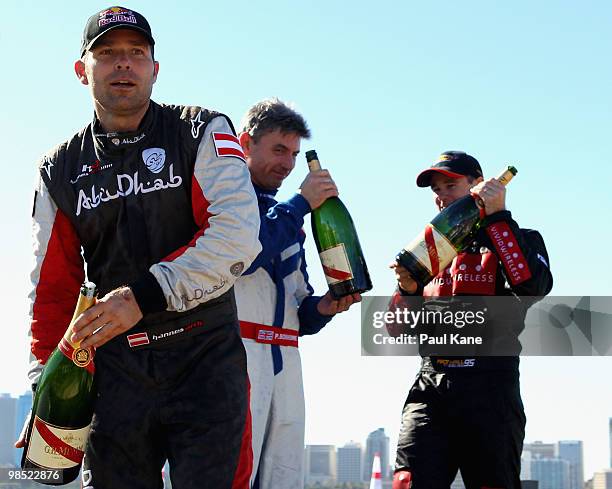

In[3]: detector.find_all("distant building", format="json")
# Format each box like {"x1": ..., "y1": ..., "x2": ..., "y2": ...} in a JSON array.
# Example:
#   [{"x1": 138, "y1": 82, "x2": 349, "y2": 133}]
[
  {"x1": 556, "y1": 440, "x2": 584, "y2": 489},
  {"x1": 13, "y1": 391, "x2": 32, "y2": 466},
  {"x1": 337, "y1": 441, "x2": 362, "y2": 484},
  {"x1": 521, "y1": 450, "x2": 533, "y2": 480},
  {"x1": 524, "y1": 441, "x2": 556, "y2": 459},
  {"x1": 304, "y1": 445, "x2": 336, "y2": 486},
  {"x1": 364, "y1": 428, "x2": 389, "y2": 481},
  {"x1": 0, "y1": 394, "x2": 17, "y2": 465},
  {"x1": 593, "y1": 470, "x2": 612, "y2": 489},
  {"x1": 530, "y1": 458, "x2": 570, "y2": 489}
]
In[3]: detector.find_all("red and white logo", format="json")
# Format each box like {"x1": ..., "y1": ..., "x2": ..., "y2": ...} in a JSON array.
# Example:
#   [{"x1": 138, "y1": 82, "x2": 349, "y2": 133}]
[
  {"x1": 25, "y1": 417, "x2": 89, "y2": 469},
  {"x1": 257, "y1": 329, "x2": 275, "y2": 342},
  {"x1": 127, "y1": 332, "x2": 150, "y2": 348},
  {"x1": 212, "y1": 132, "x2": 246, "y2": 163},
  {"x1": 98, "y1": 7, "x2": 137, "y2": 27},
  {"x1": 425, "y1": 250, "x2": 499, "y2": 297},
  {"x1": 70, "y1": 159, "x2": 113, "y2": 184},
  {"x1": 320, "y1": 243, "x2": 354, "y2": 285},
  {"x1": 403, "y1": 224, "x2": 457, "y2": 281},
  {"x1": 486, "y1": 222, "x2": 532, "y2": 285}
]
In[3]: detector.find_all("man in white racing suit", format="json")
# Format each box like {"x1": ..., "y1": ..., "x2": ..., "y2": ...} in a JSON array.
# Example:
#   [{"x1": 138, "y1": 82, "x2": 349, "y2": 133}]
[{"x1": 234, "y1": 98, "x2": 361, "y2": 488}]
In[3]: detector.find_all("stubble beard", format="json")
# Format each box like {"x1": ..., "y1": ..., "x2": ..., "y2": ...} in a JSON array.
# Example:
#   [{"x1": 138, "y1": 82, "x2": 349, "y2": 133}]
[
  {"x1": 90, "y1": 67, "x2": 154, "y2": 123},
  {"x1": 96, "y1": 85, "x2": 152, "y2": 118}
]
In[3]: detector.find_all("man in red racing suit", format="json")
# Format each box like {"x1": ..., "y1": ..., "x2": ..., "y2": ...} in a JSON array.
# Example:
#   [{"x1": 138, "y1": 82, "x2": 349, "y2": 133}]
[{"x1": 390, "y1": 151, "x2": 553, "y2": 489}]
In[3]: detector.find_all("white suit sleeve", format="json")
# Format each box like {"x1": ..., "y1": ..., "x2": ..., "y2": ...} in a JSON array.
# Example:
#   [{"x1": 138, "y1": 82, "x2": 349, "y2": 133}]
[{"x1": 132, "y1": 116, "x2": 261, "y2": 313}]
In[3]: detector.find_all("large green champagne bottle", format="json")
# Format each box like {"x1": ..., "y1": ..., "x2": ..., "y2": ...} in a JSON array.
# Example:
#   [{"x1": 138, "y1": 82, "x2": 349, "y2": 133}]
[
  {"x1": 306, "y1": 150, "x2": 372, "y2": 299},
  {"x1": 396, "y1": 167, "x2": 517, "y2": 288},
  {"x1": 21, "y1": 282, "x2": 97, "y2": 485}
]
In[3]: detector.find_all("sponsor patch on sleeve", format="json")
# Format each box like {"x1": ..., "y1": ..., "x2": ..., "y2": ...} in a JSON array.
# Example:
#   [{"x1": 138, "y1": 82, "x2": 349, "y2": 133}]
[
  {"x1": 212, "y1": 132, "x2": 246, "y2": 162},
  {"x1": 485, "y1": 222, "x2": 532, "y2": 285}
]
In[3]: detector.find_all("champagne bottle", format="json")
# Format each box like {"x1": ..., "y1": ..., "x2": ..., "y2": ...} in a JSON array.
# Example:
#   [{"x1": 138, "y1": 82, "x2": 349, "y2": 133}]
[
  {"x1": 396, "y1": 167, "x2": 517, "y2": 289},
  {"x1": 22, "y1": 282, "x2": 97, "y2": 485},
  {"x1": 306, "y1": 150, "x2": 372, "y2": 299}
]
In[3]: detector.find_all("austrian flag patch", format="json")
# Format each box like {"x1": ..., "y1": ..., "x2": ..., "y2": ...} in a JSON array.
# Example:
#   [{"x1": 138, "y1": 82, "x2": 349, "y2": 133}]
[
  {"x1": 127, "y1": 332, "x2": 150, "y2": 348},
  {"x1": 212, "y1": 132, "x2": 246, "y2": 162}
]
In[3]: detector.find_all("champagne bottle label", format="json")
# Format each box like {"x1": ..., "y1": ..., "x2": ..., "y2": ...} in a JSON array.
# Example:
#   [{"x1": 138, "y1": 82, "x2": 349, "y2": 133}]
[
  {"x1": 319, "y1": 243, "x2": 354, "y2": 285},
  {"x1": 58, "y1": 338, "x2": 95, "y2": 374},
  {"x1": 403, "y1": 224, "x2": 457, "y2": 278},
  {"x1": 57, "y1": 284, "x2": 96, "y2": 372},
  {"x1": 25, "y1": 416, "x2": 89, "y2": 469}
]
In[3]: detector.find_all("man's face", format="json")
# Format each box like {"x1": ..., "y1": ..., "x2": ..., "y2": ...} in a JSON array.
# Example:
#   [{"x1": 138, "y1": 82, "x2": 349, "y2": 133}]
[
  {"x1": 75, "y1": 29, "x2": 159, "y2": 118},
  {"x1": 430, "y1": 173, "x2": 481, "y2": 211},
  {"x1": 240, "y1": 130, "x2": 301, "y2": 190}
]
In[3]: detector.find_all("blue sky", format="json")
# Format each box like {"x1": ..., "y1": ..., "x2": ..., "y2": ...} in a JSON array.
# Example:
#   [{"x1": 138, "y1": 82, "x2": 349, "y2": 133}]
[{"x1": 1, "y1": 0, "x2": 611, "y2": 478}]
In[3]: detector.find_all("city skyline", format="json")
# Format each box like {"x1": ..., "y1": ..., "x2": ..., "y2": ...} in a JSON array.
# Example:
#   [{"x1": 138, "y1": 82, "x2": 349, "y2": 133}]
[
  {"x1": 301, "y1": 432, "x2": 611, "y2": 487},
  {"x1": 2, "y1": 391, "x2": 611, "y2": 472},
  {"x1": 2, "y1": 394, "x2": 610, "y2": 487}
]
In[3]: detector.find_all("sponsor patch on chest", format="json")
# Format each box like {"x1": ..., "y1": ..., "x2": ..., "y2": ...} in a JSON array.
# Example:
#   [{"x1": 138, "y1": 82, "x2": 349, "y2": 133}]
[
  {"x1": 75, "y1": 164, "x2": 183, "y2": 216},
  {"x1": 425, "y1": 250, "x2": 498, "y2": 296},
  {"x1": 142, "y1": 148, "x2": 166, "y2": 173},
  {"x1": 70, "y1": 160, "x2": 113, "y2": 184}
]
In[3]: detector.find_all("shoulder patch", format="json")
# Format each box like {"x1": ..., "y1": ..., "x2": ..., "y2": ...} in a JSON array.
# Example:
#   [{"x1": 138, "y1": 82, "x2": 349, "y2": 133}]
[
  {"x1": 176, "y1": 106, "x2": 216, "y2": 140},
  {"x1": 37, "y1": 139, "x2": 68, "y2": 184},
  {"x1": 41, "y1": 156, "x2": 54, "y2": 180},
  {"x1": 212, "y1": 132, "x2": 246, "y2": 162},
  {"x1": 190, "y1": 110, "x2": 206, "y2": 139}
]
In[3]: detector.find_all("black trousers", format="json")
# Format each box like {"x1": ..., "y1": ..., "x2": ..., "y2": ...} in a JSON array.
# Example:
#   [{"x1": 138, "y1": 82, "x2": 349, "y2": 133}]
[
  {"x1": 395, "y1": 368, "x2": 526, "y2": 489},
  {"x1": 82, "y1": 322, "x2": 250, "y2": 489}
]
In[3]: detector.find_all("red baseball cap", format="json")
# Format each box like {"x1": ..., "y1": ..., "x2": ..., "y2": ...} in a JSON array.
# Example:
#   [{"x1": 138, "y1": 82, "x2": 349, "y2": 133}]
[{"x1": 416, "y1": 151, "x2": 483, "y2": 187}]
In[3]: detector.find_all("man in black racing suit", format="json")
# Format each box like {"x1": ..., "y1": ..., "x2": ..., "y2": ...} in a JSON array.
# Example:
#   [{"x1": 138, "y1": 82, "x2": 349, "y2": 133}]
[
  {"x1": 19, "y1": 7, "x2": 261, "y2": 489},
  {"x1": 390, "y1": 151, "x2": 553, "y2": 489}
]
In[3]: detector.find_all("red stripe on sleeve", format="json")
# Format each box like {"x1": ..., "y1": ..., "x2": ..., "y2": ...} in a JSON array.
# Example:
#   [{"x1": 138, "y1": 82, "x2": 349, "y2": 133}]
[
  {"x1": 162, "y1": 174, "x2": 212, "y2": 262},
  {"x1": 31, "y1": 210, "x2": 84, "y2": 364},
  {"x1": 190, "y1": 173, "x2": 212, "y2": 229},
  {"x1": 486, "y1": 222, "x2": 532, "y2": 285},
  {"x1": 218, "y1": 147, "x2": 246, "y2": 160},
  {"x1": 213, "y1": 133, "x2": 240, "y2": 144},
  {"x1": 231, "y1": 379, "x2": 253, "y2": 489}
]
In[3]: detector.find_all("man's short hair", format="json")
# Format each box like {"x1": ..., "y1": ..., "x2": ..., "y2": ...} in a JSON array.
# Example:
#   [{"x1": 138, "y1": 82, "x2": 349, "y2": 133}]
[{"x1": 240, "y1": 98, "x2": 311, "y2": 142}]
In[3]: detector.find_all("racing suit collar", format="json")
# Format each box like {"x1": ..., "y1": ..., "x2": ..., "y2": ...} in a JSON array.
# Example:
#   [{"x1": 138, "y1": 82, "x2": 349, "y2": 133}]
[
  {"x1": 92, "y1": 101, "x2": 157, "y2": 152},
  {"x1": 252, "y1": 183, "x2": 279, "y2": 198}
]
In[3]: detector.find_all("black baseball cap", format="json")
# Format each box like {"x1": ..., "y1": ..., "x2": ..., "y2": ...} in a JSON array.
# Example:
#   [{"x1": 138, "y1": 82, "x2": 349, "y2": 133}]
[
  {"x1": 80, "y1": 6, "x2": 155, "y2": 57},
  {"x1": 416, "y1": 151, "x2": 483, "y2": 187}
]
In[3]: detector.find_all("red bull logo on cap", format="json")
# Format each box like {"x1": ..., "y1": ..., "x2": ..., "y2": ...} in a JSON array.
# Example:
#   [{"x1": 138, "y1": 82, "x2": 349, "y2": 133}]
[{"x1": 98, "y1": 7, "x2": 137, "y2": 27}]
